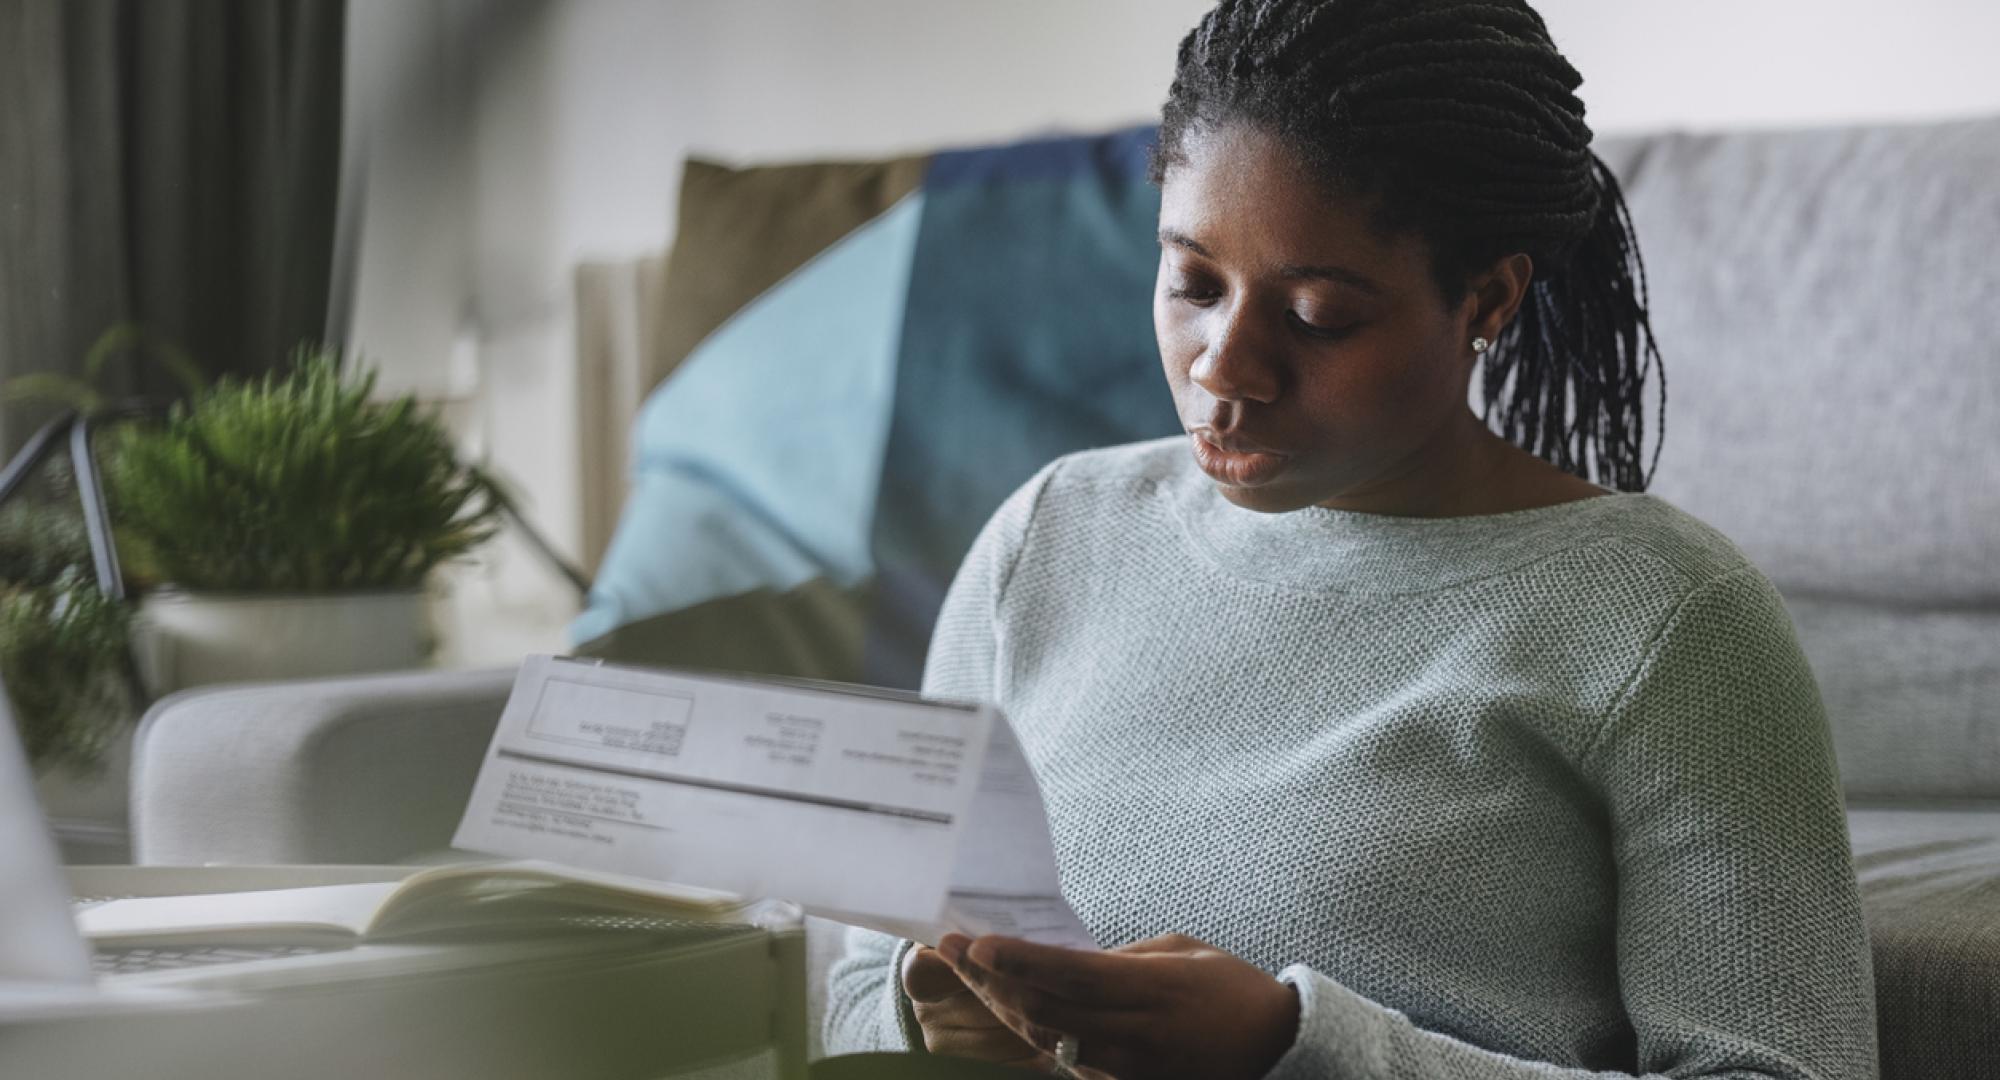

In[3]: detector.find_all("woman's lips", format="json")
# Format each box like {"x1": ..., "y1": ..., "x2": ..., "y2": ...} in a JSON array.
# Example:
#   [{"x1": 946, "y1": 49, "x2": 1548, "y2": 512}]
[{"x1": 1189, "y1": 430, "x2": 1290, "y2": 487}]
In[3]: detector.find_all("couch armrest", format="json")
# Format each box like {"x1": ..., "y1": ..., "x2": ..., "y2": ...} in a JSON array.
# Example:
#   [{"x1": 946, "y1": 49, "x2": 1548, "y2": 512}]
[
  {"x1": 131, "y1": 667, "x2": 515, "y2": 865},
  {"x1": 1848, "y1": 800, "x2": 2000, "y2": 1079}
]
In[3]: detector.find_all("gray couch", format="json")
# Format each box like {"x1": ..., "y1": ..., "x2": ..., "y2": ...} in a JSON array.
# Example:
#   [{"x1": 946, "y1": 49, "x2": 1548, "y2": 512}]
[{"x1": 132, "y1": 115, "x2": 2000, "y2": 1077}]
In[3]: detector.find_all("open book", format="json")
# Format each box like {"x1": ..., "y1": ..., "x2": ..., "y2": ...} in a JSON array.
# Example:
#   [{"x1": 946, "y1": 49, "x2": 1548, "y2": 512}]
[{"x1": 75, "y1": 861, "x2": 797, "y2": 948}]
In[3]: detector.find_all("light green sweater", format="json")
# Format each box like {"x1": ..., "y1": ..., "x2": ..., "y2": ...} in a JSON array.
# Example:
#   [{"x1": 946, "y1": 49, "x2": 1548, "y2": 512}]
[{"x1": 824, "y1": 436, "x2": 1877, "y2": 1079}]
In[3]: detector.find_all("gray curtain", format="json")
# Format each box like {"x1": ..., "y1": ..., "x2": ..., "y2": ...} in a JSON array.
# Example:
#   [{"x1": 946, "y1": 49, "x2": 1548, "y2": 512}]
[{"x1": 0, "y1": 0, "x2": 346, "y2": 452}]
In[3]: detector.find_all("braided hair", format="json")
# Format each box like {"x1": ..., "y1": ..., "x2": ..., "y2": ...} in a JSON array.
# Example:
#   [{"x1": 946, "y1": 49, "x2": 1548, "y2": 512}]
[{"x1": 1150, "y1": 0, "x2": 1665, "y2": 491}]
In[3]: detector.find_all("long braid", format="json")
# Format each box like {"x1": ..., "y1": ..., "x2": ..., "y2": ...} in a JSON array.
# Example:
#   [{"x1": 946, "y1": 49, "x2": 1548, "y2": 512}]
[{"x1": 1152, "y1": 0, "x2": 1666, "y2": 490}]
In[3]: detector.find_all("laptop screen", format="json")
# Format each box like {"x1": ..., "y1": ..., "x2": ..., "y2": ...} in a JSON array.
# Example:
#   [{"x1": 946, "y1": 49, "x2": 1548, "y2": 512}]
[{"x1": 0, "y1": 677, "x2": 95, "y2": 983}]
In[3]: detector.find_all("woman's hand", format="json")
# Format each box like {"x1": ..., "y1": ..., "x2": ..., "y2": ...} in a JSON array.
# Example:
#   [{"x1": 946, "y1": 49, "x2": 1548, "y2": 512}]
[
  {"x1": 935, "y1": 932, "x2": 1301, "y2": 1080},
  {"x1": 902, "y1": 941, "x2": 1058, "y2": 1070}
]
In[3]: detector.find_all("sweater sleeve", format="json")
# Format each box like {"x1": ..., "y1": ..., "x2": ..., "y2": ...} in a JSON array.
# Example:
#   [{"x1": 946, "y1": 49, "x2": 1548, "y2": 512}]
[
  {"x1": 822, "y1": 926, "x2": 924, "y2": 1053},
  {"x1": 1263, "y1": 567, "x2": 1879, "y2": 1080},
  {"x1": 818, "y1": 457, "x2": 1064, "y2": 1058}
]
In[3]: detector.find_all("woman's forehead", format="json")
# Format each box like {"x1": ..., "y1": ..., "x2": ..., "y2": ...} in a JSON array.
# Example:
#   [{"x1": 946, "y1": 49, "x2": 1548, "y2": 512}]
[{"x1": 1158, "y1": 124, "x2": 1423, "y2": 283}]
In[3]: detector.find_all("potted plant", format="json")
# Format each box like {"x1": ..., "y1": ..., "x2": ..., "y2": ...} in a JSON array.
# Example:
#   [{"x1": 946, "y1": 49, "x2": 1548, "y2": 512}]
[
  {"x1": 0, "y1": 498, "x2": 138, "y2": 860},
  {"x1": 0, "y1": 515, "x2": 131, "y2": 771},
  {"x1": 107, "y1": 347, "x2": 506, "y2": 695}
]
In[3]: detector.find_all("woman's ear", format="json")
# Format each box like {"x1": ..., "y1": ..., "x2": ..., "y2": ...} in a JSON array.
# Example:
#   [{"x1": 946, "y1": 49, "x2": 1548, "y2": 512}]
[{"x1": 1466, "y1": 253, "x2": 1535, "y2": 344}]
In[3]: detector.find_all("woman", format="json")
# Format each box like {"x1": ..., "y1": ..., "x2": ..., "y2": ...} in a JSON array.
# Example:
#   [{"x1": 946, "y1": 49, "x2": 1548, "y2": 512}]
[{"x1": 825, "y1": 1, "x2": 1877, "y2": 1077}]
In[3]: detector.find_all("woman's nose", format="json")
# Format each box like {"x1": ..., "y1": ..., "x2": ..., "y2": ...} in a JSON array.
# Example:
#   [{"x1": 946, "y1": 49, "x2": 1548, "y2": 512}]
[{"x1": 1188, "y1": 301, "x2": 1282, "y2": 404}]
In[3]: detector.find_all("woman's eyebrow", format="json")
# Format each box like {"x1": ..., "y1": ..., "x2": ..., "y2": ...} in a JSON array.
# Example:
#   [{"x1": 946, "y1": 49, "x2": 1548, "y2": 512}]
[
  {"x1": 1157, "y1": 227, "x2": 1384, "y2": 295},
  {"x1": 1158, "y1": 227, "x2": 1212, "y2": 256}
]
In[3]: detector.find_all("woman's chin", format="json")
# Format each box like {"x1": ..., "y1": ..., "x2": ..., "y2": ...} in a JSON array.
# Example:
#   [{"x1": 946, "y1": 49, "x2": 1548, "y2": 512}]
[{"x1": 1210, "y1": 478, "x2": 1317, "y2": 514}]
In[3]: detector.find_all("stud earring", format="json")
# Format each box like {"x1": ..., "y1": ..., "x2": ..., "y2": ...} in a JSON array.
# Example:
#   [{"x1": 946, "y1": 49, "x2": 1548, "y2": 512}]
[{"x1": 1472, "y1": 337, "x2": 1491, "y2": 354}]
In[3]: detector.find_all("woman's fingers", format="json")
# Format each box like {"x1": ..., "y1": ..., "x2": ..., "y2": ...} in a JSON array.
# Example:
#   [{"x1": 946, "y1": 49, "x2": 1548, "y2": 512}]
[
  {"x1": 933, "y1": 932, "x2": 1302, "y2": 1080},
  {"x1": 1107, "y1": 932, "x2": 1207, "y2": 956},
  {"x1": 901, "y1": 944, "x2": 973, "y2": 1004},
  {"x1": 908, "y1": 942, "x2": 1055, "y2": 1066},
  {"x1": 942, "y1": 933, "x2": 1160, "y2": 1008},
  {"x1": 940, "y1": 943, "x2": 1157, "y2": 1056},
  {"x1": 915, "y1": 1015, "x2": 1046, "y2": 1064},
  {"x1": 919, "y1": 1022, "x2": 1048, "y2": 1066},
  {"x1": 910, "y1": 976, "x2": 1048, "y2": 1065}
]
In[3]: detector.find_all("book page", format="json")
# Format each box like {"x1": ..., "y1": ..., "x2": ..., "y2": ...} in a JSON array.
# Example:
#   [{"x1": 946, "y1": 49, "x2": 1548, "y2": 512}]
[
  {"x1": 452, "y1": 656, "x2": 1092, "y2": 948},
  {"x1": 72, "y1": 861, "x2": 789, "y2": 946},
  {"x1": 76, "y1": 882, "x2": 402, "y2": 946}
]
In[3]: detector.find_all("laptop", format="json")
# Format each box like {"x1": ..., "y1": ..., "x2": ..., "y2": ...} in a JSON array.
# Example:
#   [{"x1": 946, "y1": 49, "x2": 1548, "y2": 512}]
[{"x1": 0, "y1": 675, "x2": 95, "y2": 985}]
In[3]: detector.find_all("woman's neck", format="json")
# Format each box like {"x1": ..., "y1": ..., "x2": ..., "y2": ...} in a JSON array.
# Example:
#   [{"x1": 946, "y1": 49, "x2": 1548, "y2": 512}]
[{"x1": 1314, "y1": 411, "x2": 1608, "y2": 519}]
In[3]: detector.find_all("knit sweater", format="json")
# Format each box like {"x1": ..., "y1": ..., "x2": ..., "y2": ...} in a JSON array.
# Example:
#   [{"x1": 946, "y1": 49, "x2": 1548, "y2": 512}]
[{"x1": 823, "y1": 435, "x2": 1877, "y2": 1079}]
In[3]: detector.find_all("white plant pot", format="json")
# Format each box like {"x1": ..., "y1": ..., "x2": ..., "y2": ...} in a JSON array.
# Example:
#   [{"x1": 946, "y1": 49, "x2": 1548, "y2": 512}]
[{"x1": 135, "y1": 588, "x2": 435, "y2": 698}]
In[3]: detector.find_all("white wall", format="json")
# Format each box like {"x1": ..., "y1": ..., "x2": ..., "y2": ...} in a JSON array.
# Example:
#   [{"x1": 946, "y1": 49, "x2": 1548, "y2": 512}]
[
  {"x1": 340, "y1": 0, "x2": 2000, "y2": 666},
  {"x1": 1546, "y1": 0, "x2": 2000, "y2": 135},
  {"x1": 537, "y1": 0, "x2": 2000, "y2": 270}
]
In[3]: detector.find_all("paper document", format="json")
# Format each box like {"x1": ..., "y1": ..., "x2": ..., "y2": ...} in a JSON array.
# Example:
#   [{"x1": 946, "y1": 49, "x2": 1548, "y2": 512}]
[{"x1": 453, "y1": 656, "x2": 1093, "y2": 949}]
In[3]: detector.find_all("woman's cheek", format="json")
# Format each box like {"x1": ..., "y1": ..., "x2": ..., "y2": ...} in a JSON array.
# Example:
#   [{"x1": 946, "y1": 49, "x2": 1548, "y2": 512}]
[{"x1": 1156, "y1": 315, "x2": 1202, "y2": 386}]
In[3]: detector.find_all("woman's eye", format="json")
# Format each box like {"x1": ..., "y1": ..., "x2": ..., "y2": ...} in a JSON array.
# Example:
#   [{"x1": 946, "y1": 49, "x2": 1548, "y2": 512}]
[
  {"x1": 1162, "y1": 284, "x2": 1356, "y2": 340},
  {"x1": 1290, "y1": 311, "x2": 1357, "y2": 340},
  {"x1": 1165, "y1": 284, "x2": 1218, "y2": 305}
]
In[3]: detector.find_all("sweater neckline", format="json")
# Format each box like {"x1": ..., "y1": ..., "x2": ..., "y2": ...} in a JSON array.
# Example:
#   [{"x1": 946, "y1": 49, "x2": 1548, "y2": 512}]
[{"x1": 1162, "y1": 455, "x2": 1653, "y2": 595}]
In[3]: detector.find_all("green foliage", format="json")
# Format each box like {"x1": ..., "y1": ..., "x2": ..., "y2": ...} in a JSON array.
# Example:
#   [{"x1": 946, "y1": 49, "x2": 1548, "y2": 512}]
[
  {"x1": 0, "y1": 469, "x2": 133, "y2": 775},
  {"x1": 106, "y1": 346, "x2": 505, "y2": 592},
  {"x1": 0, "y1": 571, "x2": 132, "y2": 776},
  {"x1": 0, "y1": 499, "x2": 92, "y2": 589}
]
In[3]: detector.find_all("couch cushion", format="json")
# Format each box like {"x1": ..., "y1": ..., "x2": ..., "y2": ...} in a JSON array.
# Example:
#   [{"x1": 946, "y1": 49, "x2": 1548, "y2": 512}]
[
  {"x1": 572, "y1": 194, "x2": 924, "y2": 651},
  {"x1": 655, "y1": 155, "x2": 928, "y2": 389},
  {"x1": 1847, "y1": 801, "x2": 2000, "y2": 1080},
  {"x1": 1786, "y1": 595, "x2": 2000, "y2": 800},
  {"x1": 575, "y1": 127, "x2": 1180, "y2": 688},
  {"x1": 860, "y1": 127, "x2": 1176, "y2": 687},
  {"x1": 1593, "y1": 118, "x2": 2000, "y2": 607}
]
